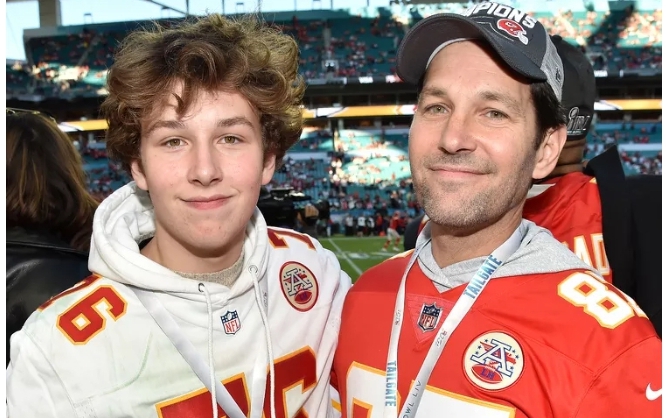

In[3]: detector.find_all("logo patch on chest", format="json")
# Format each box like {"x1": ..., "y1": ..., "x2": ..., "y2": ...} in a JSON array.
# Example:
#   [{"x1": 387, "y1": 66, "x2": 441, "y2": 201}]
[
  {"x1": 463, "y1": 331, "x2": 525, "y2": 390},
  {"x1": 279, "y1": 261, "x2": 319, "y2": 312},
  {"x1": 406, "y1": 294, "x2": 453, "y2": 344},
  {"x1": 417, "y1": 303, "x2": 442, "y2": 332},
  {"x1": 221, "y1": 310, "x2": 241, "y2": 335}
]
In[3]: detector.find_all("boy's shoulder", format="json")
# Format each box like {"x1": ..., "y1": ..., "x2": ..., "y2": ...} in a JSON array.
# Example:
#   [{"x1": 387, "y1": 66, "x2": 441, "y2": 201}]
[
  {"x1": 264, "y1": 227, "x2": 352, "y2": 298},
  {"x1": 24, "y1": 274, "x2": 142, "y2": 347}
]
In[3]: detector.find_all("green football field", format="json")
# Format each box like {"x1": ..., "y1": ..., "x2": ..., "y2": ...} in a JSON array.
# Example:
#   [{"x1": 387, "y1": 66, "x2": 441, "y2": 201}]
[{"x1": 318, "y1": 236, "x2": 404, "y2": 283}]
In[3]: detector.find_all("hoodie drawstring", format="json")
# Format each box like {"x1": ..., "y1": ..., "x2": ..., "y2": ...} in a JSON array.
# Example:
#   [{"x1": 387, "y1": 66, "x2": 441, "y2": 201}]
[
  {"x1": 248, "y1": 265, "x2": 276, "y2": 418},
  {"x1": 198, "y1": 283, "x2": 219, "y2": 418}
]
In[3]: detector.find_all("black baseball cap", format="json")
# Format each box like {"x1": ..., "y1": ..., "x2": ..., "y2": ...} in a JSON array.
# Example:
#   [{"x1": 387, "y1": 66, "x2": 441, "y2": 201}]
[
  {"x1": 551, "y1": 35, "x2": 596, "y2": 141},
  {"x1": 397, "y1": 2, "x2": 564, "y2": 101}
]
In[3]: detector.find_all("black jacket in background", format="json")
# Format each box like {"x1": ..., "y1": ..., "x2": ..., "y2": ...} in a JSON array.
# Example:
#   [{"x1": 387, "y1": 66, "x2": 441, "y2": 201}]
[
  {"x1": 403, "y1": 213, "x2": 424, "y2": 253},
  {"x1": 585, "y1": 147, "x2": 662, "y2": 337},
  {"x1": 6, "y1": 227, "x2": 91, "y2": 365},
  {"x1": 626, "y1": 174, "x2": 661, "y2": 336}
]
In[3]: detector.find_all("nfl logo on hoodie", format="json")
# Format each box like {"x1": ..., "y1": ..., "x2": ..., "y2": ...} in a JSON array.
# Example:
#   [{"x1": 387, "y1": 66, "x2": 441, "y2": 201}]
[{"x1": 221, "y1": 310, "x2": 241, "y2": 335}]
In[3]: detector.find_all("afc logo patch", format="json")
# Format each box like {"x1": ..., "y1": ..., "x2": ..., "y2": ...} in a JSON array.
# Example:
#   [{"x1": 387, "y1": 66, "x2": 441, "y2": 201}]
[
  {"x1": 221, "y1": 310, "x2": 241, "y2": 335},
  {"x1": 497, "y1": 18, "x2": 528, "y2": 45},
  {"x1": 279, "y1": 262, "x2": 319, "y2": 312},
  {"x1": 463, "y1": 331, "x2": 525, "y2": 390},
  {"x1": 417, "y1": 303, "x2": 442, "y2": 332}
]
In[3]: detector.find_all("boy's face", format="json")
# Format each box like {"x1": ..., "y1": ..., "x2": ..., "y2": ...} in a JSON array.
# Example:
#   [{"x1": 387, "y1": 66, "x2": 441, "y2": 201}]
[{"x1": 132, "y1": 82, "x2": 275, "y2": 271}]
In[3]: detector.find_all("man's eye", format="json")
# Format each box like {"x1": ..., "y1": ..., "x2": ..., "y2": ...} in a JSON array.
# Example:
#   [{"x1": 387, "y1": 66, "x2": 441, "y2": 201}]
[
  {"x1": 424, "y1": 105, "x2": 446, "y2": 114},
  {"x1": 486, "y1": 110, "x2": 508, "y2": 120}
]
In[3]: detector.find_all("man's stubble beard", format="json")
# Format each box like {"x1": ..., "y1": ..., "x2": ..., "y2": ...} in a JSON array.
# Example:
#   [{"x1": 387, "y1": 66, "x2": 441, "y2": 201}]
[{"x1": 413, "y1": 160, "x2": 534, "y2": 234}]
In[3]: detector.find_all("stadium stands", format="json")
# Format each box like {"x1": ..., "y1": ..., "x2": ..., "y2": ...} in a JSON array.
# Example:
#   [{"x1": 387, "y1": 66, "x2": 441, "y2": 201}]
[
  {"x1": 8, "y1": 3, "x2": 662, "y2": 229},
  {"x1": 71, "y1": 118, "x2": 661, "y2": 215},
  {"x1": 9, "y1": 3, "x2": 662, "y2": 95}
]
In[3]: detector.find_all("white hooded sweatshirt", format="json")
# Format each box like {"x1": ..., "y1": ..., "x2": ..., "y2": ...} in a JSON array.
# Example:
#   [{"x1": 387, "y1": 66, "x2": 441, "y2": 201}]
[{"x1": 7, "y1": 183, "x2": 352, "y2": 418}]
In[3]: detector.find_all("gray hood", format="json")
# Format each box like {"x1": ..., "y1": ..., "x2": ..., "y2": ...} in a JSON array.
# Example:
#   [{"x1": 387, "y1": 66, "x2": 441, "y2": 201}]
[{"x1": 416, "y1": 219, "x2": 597, "y2": 289}]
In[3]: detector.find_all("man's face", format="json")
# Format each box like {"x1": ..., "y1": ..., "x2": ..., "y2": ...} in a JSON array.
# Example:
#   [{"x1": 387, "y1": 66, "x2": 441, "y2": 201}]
[
  {"x1": 409, "y1": 40, "x2": 539, "y2": 233},
  {"x1": 132, "y1": 82, "x2": 275, "y2": 263}
]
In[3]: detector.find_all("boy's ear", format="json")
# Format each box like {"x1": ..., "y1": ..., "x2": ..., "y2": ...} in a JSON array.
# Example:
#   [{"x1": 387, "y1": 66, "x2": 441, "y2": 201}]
[
  {"x1": 262, "y1": 153, "x2": 276, "y2": 185},
  {"x1": 131, "y1": 159, "x2": 148, "y2": 191}
]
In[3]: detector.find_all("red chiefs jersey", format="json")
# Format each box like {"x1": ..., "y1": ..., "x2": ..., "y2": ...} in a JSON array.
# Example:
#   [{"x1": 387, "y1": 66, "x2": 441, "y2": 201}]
[
  {"x1": 334, "y1": 253, "x2": 661, "y2": 418},
  {"x1": 523, "y1": 172, "x2": 610, "y2": 282},
  {"x1": 389, "y1": 217, "x2": 399, "y2": 231}
]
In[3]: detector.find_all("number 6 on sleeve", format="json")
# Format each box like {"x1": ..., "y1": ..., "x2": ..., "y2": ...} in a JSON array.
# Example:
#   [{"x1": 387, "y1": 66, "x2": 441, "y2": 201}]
[{"x1": 57, "y1": 286, "x2": 128, "y2": 344}]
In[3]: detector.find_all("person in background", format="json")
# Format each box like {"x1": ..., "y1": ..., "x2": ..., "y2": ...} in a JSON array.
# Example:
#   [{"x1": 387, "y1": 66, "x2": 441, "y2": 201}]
[
  {"x1": 403, "y1": 34, "x2": 661, "y2": 337},
  {"x1": 382, "y1": 211, "x2": 402, "y2": 251},
  {"x1": 356, "y1": 213, "x2": 366, "y2": 237},
  {"x1": 6, "y1": 109, "x2": 98, "y2": 365}
]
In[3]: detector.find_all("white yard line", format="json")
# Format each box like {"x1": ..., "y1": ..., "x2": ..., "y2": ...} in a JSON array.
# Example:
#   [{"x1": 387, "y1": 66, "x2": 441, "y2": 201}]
[{"x1": 324, "y1": 238, "x2": 364, "y2": 276}]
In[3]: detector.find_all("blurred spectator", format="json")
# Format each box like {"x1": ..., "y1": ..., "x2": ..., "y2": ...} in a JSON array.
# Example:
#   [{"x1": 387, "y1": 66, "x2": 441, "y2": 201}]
[{"x1": 6, "y1": 109, "x2": 98, "y2": 365}]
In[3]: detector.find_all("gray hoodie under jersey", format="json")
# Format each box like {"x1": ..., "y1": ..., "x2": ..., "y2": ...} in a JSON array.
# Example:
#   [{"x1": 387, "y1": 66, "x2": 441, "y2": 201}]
[{"x1": 416, "y1": 219, "x2": 598, "y2": 291}]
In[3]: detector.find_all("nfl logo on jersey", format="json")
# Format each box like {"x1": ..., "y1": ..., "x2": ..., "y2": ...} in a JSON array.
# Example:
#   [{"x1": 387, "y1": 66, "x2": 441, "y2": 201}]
[
  {"x1": 417, "y1": 303, "x2": 442, "y2": 332},
  {"x1": 221, "y1": 310, "x2": 241, "y2": 335}
]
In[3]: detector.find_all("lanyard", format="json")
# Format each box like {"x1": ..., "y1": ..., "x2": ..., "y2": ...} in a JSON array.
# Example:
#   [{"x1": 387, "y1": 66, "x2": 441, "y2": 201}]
[
  {"x1": 131, "y1": 275, "x2": 269, "y2": 418},
  {"x1": 383, "y1": 224, "x2": 525, "y2": 418},
  {"x1": 131, "y1": 287, "x2": 246, "y2": 418}
]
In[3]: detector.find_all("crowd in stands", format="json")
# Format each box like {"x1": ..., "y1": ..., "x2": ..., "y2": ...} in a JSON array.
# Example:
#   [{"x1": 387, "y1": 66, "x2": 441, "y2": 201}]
[
  {"x1": 75, "y1": 142, "x2": 130, "y2": 201},
  {"x1": 7, "y1": 5, "x2": 662, "y2": 96},
  {"x1": 7, "y1": 60, "x2": 107, "y2": 98},
  {"x1": 8, "y1": 4, "x2": 662, "y2": 230},
  {"x1": 585, "y1": 120, "x2": 662, "y2": 175},
  {"x1": 327, "y1": 15, "x2": 402, "y2": 78},
  {"x1": 68, "y1": 118, "x2": 661, "y2": 238},
  {"x1": 535, "y1": 9, "x2": 662, "y2": 72}
]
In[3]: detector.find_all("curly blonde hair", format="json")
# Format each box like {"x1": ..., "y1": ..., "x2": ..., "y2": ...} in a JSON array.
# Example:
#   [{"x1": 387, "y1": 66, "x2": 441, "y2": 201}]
[{"x1": 101, "y1": 14, "x2": 305, "y2": 173}]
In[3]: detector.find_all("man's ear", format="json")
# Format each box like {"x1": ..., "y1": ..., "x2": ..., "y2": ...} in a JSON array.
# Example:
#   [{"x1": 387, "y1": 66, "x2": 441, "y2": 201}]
[
  {"x1": 532, "y1": 125, "x2": 567, "y2": 180},
  {"x1": 131, "y1": 159, "x2": 149, "y2": 191},
  {"x1": 261, "y1": 153, "x2": 277, "y2": 185}
]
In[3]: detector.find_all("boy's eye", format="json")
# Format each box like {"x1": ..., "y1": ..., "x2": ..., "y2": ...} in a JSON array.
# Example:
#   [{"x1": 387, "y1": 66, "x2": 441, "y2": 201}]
[
  {"x1": 222, "y1": 136, "x2": 240, "y2": 144},
  {"x1": 164, "y1": 138, "x2": 183, "y2": 147}
]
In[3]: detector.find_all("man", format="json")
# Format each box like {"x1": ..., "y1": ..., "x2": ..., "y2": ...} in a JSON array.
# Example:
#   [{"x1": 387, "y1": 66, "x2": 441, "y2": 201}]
[
  {"x1": 8, "y1": 15, "x2": 351, "y2": 417},
  {"x1": 403, "y1": 35, "x2": 662, "y2": 336},
  {"x1": 383, "y1": 212, "x2": 402, "y2": 251},
  {"x1": 344, "y1": 213, "x2": 354, "y2": 236},
  {"x1": 333, "y1": 3, "x2": 661, "y2": 417},
  {"x1": 524, "y1": 35, "x2": 662, "y2": 335},
  {"x1": 365, "y1": 215, "x2": 375, "y2": 236},
  {"x1": 357, "y1": 213, "x2": 367, "y2": 237}
]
